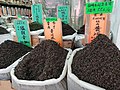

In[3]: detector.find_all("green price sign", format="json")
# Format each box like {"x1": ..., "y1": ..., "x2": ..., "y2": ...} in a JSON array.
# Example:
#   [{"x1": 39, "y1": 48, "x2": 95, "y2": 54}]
[
  {"x1": 14, "y1": 20, "x2": 31, "y2": 47},
  {"x1": 32, "y1": 4, "x2": 43, "y2": 24},
  {"x1": 57, "y1": 5, "x2": 70, "y2": 24},
  {"x1": 46, "y1": 17, "x2": 57, "y2": 22},
  {"x1": 86, "y1": 1, "x2": 114, "y2": 14}
]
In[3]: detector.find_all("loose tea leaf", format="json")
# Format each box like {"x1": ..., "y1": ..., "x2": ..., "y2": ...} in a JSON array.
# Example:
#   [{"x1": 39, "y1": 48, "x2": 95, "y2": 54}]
[
  {"x1": 15, "y1": 40, "x2": 68, "y2": 81},
  {"x1": 0, "y1": 40, "x2": 32, "y2": 69},
  {"x1": 29, "y1": 22, "x2": 43, "y2": 31},
  {"x1": 62, "y1": 22, "x2": 75, "y2": 36},
  {"x1": 77, "y1": 25, "x2": 85, "y2": 34},
  {"x1": 0, "y1": 27, "x2": 9, "y2": 34},
  {"x1": 72, "y1": 34, "x2": 120, "y2": 90}
]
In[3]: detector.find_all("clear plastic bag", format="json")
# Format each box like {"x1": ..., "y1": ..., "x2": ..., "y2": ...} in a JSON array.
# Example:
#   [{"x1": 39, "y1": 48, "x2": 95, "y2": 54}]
[
  {"x1": 110, "y1": 0, "x2": 120, "y2": 45},
  {"x1": 42, "y1": 0, "x2": 70, "y2": 17},
  {"x1": 70, "y1": 0, "x2": 84, "y2": 30}
]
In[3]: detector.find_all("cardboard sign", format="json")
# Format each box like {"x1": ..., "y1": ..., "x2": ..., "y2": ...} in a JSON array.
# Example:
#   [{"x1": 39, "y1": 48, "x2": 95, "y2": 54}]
[
  {"x1": 86, "y1": 1, "x2": 114, "y2": 14},
  {"x1": 14, "y1": 20, "x2": 31, "y2": 47},
  {"x1": 32, "y1": 4, "x2": 43, "y2": 24},
  {"x1": 84, "y1": 6, "x2": 86, "y2": 25},
  {"x1": 86, "y1": 14, "x2": 109, "y2": 43},
  {"x1": 57, "y1": 5, "x2": 70, "y2": 24},
  {"x1": 43, "y1": 18, "x2": 63, "y2": 47}
]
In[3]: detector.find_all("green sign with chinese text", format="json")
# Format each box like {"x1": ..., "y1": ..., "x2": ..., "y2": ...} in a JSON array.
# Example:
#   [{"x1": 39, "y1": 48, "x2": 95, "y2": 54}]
[
  {"x1": 32, "y1": 4, "x2": 43, "y2": 24},
  {"x1": 86, "y1": 1, "x2": 114, "y2": 14},
  {"x1": 14, "y1": 20, "x2": 31, "y2": 47},
  {"x1": 57, "y1": 5, "x2": 70, "y2": 24}
]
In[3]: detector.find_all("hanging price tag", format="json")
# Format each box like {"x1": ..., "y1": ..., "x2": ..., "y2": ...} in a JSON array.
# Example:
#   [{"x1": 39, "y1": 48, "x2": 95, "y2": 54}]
[
  {"x1": 57, "y1": 5, "x2": 70, "y2": 24},
  {"x1": 14, "y1": 20, "x2": 31, "y2": 47},
  {"x1": 86, "y1": 1, "x2": 114, "y2": 14},
  {"x1": 86, "y1": 14, "x2": 110, "y2": 43},
  {"x1": 44, "y1": 17, "x2": 63, "y2": 47},
  {"x1": 32, "y1": 4, "x2": 43, "y2": 24}
]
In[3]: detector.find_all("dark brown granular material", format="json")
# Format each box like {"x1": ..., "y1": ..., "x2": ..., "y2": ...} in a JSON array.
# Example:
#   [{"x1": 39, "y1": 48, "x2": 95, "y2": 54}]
[
  {"x1": 41, "y1": 22, "x2": 75, "y2": 36},
  {"x1": 77, "y1": 25, "x2": 85, "y2": 34},
  {"x1": 0, "y1": 27, "x2": 9, "y2": 34},
  {"x1": 72, "y1": 34, "x2": 120, "y2": 90},
  {"x1": 0, "y1": 40, "x2": 32, "y2": 69},
  {"x1": 62, "y1": 22, "x2": 75, "y2": 36},
  {"x1": 29, "y1": 22, "x2": 43, "y2": 31},
  {"x1": 15, "y1": 40, "x2": 68, "y2": 81}
]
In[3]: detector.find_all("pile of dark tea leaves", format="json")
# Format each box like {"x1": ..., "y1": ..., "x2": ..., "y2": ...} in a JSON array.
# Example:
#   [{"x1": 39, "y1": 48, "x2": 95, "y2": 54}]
[
  {"x1": 29, "y1": 22, "x2": 43, "y2": 31},
  {"x1": 0, "y1": 27, "x2": 9, "y2": 34},
  {"x1": 0, "y1": 40, "x2": 32, "y2": 69},
  {"x1": 15, "y1": 40, "x2": 68, "y2": 81},
  {"x1": 72, "y1": 34, "x2": 120, "y2": 90},
  {"x1": 77, "y1": 25, "x2": 85, "y2": 34}
]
